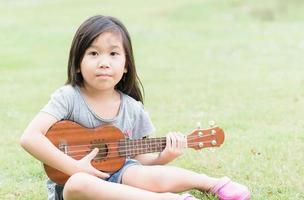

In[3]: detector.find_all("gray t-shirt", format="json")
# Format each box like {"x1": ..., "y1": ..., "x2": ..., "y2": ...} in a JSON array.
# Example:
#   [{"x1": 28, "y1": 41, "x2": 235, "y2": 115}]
[{"x1": 41, "y1": 85, "x2": 155, "y2": 200}]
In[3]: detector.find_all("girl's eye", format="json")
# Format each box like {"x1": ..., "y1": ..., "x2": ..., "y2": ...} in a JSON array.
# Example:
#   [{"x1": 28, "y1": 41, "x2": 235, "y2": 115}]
[
  {"x1": 110, "y1": 52, "x2": 119, "y2": 56},
  {"x1": 89, "y1": 51, "x2": 98, "y2": 56}
]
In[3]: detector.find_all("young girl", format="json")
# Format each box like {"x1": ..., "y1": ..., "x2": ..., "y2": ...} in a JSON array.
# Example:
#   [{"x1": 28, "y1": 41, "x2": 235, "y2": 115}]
[{"x1": 20, "y1": 15, "x2": 250, "y2": 200}]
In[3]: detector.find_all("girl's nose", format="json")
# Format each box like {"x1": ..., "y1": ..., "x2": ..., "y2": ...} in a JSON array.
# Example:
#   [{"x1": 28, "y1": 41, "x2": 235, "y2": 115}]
[{"x1": 98, "y1": 56, "x2": 110, "y2": 68}]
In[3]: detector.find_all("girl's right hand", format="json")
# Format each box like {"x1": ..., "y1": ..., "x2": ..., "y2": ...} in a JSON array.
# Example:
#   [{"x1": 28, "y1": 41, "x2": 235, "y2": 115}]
[{"x1": 75, "y1": 148, "x2": 110, "y2": 179}]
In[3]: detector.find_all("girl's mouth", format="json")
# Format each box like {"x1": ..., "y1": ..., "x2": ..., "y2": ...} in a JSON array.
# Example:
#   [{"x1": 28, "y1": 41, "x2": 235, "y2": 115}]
[{"x1": 96, "y1": 74, "x2": 111, "y2": 77}]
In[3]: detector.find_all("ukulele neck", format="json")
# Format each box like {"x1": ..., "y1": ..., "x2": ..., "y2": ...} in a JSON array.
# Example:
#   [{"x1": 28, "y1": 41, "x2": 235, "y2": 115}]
[{"x1": 119, "y1": 137, "x2": 167, "y2": 157}]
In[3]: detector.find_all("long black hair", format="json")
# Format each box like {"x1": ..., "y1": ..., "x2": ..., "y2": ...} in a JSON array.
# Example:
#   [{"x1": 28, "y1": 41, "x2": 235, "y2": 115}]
[{"x1": 66, "y1": 15, "x2": 144, "y2": 103}]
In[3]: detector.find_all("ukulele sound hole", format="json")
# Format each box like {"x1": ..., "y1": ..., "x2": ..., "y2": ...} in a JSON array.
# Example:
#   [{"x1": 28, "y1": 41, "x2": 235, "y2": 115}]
[{"x1": 91, "y1": 142, "x2": 108, "y2": 161}]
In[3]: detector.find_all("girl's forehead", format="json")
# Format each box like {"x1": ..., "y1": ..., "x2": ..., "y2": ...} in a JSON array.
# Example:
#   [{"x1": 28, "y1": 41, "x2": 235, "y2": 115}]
[{"x1": 91, "y1": 31, "x2": 123, "y2": 49}]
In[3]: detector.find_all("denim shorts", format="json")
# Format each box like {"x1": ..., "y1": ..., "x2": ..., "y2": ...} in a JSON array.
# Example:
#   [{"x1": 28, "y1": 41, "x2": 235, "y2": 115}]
[
  {"x1": 106, "y1": 159, "x2": 140, "y2": 183},
  {"x1": 53, "y1": 159, "x2": 140, "y2": 200}
]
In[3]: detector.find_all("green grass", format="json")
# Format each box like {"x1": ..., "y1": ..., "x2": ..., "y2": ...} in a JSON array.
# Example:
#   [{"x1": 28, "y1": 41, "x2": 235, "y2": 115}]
[{"x1": 1, "y1": 0, "x2": 304, "y2": 199}]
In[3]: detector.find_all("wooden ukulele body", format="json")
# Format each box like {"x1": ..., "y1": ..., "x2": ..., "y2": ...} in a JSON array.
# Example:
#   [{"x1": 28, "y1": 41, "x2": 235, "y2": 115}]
[{"x1": 44, "y1": 120, "x2": 126, "y2": 185}]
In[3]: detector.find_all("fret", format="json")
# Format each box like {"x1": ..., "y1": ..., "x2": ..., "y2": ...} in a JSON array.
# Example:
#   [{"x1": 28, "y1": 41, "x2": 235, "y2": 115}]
[
  {"x1": 138, "y1": 140, "x2": 142, "y2": 154},
  {"x1": 149, "y1": 138, "x2": 153, "y2": 153},
  {"x1": 148, "y1": 139, "x2": 151, "y2": 153},
  {"x1": 136, "y1": 140, "x2": 139, "y2": 155},
  {"x1": 147, "y1": 139, "x2": 150, "y2": 153},
  {"x1": 140, "y1": 139, "x2": 143, "y2": 155},
  {"x1": 155, "y1": 138, "x2": 157, "y2": 152},
  {"x1": 118, "y1": 140, "x2": 126, "y2": 157},
  {"x1": 144, "y1": 139, "x2": 146, "y2": 154},
  {"x1": 118, "y1": 137, "x2": 167, "y2": 157},
  {"x1": 145, "y1": 139, "x2": 149, "y2": 153},
  {"x1": 129, "y1": 140, "x2": 131, "y2": 156},
  {"x1": 120, "y1": 140, "x2": 124, "y2": 157},
  {"x1": 134, "y1": 140, "x2": 137, "y2": 156},
  {"x1": 153, "y1": 138, "x2": 156, "y2": 152},
  {"x1": 126, "y1": 140, "x2": 129, "y2": 156},
  {"x1": 158, "y1": 138, "x2": 161, "y2": 152},
  {"x1": 159, "y1": 138, "x2": 163, "y2": 151},
  {"x1": 154, "y1": 138, "x2": 156, "y2": 152},
  {"x1": 135, "y1": 140, "x2": 137, "y2": 155},
  {"x1": 132, "y1": 140, "x2": 135, "y2": 156}
]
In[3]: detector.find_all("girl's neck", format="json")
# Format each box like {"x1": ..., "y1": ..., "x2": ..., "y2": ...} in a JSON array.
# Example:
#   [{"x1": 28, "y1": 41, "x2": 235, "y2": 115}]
[
  {"x1": 79, "y1": 85, "x2": 121, "y2": 119},
  {"x1": 80, "y1": 85, "x2": 119, "y2": 102}
]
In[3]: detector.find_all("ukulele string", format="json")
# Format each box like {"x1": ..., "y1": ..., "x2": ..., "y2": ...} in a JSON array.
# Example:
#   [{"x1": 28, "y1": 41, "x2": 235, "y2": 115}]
[
  {"x1": 63, "y1": 133, "x2": 214, "y2": 149},
  {"x1": 62, "y1": 135, "x2": 215, "y2": 156},
  {"x1": 68, "y1": 140, "x2": 216, "y2": 159},
  {"x1": 62, "y1": 134, "x2": 214, "y2": 155},
  {"x1": 66, "y1": 140, "x2": 217, "y2": 159}
]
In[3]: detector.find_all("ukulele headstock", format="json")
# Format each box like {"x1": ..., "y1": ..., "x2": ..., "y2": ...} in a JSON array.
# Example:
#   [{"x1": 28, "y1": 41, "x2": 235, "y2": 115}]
[{"x1": 187, "y1": 121, "x2": 225, "y2": 150}]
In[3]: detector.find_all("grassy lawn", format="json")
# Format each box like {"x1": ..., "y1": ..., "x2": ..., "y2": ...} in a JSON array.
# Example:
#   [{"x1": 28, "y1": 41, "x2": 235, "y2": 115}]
[{"x1": 1, "y1": 0, "x2": 303, "y2": 199}]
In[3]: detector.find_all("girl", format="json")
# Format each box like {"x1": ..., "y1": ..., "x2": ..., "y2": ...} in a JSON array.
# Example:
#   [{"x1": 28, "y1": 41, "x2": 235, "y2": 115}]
[{"x1": 20, "y1": 15, "x2": 250, "y2": 200}]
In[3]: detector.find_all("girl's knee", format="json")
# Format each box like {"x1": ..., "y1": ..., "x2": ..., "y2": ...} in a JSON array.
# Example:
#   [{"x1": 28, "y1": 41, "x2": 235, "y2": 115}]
[
  {"x1": 147, "y1": 166, "x2": 172, "y2": 192},
  {"x1": 63, "y1": 172, "x2": 92, "y2": 199}
]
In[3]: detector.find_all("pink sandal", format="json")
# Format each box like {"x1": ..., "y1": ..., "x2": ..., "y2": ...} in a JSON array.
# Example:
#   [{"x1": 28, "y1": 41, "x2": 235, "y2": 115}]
[
  {"x1": 209, "y1": 177, "x2": 250, "y2": 200},
  {"x1": 180, "y1": 193, "x2": 199, "y2": 200}
]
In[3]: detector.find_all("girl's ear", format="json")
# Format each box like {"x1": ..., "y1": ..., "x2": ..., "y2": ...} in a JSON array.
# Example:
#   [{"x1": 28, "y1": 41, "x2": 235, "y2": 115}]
[{"x1": 123, "y1": 68, "x2": 127, "y2": 73}]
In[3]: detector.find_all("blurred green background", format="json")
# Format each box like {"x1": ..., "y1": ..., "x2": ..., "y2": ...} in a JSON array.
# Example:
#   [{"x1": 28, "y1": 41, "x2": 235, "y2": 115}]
[{"x1": 0, "y1": 0, "x2": 303, "y2": 199}]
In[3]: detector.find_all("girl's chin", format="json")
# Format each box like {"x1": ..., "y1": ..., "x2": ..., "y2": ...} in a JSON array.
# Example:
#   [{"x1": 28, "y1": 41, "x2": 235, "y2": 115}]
[{"x1": 84, "y1": 83, "x2": 115, "y2": 92}]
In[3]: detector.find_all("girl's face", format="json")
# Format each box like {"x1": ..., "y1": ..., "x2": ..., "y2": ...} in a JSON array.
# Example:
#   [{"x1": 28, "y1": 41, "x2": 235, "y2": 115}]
[{"x1": 80, "y1": 31, "x2": 126, "y2": 92}]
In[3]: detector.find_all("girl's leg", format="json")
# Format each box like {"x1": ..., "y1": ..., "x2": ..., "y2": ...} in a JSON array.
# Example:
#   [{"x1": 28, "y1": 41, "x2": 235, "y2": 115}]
[
  {"x1": 63, "y1": 172, "x2": 181, "y2": 200},
  {"x1": 122, "y1": 165, "x2": 250, "y2": 200},
  {"x1": 121, "y1": 165, "x2": 218, "y2": 193}
]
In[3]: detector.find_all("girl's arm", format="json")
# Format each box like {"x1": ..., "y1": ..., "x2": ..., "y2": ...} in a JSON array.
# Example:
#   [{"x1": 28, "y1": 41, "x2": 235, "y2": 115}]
[
  {"x1": 134, "y1": 132, "x2": 186, "y2": 165},
  {"x1": 20, "y1": 112, "x2": 109, "y2": 179}
]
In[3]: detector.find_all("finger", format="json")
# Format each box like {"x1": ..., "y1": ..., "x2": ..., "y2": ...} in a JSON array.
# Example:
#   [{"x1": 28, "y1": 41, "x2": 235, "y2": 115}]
[
  {"x1": 177, "y1": 132, "x2": 186, "y2": 149},
  {"x1": 173, "y1": 132, "x2": 183, "y2": 149},
  {"x1": 176, "y1": 133, "x2": 182, "y2": 149},
  {"x1": 166, "y1": 133, "x2": 172, "y2": 149},
  {"x1": 84, "y1": 148, "x2": 99, "y2": 161},
  {"x1": 183, "y1": 134, "x2": 188, "y2": 148},
  {"x1": 176, "y1": 132, "x2": 183, "y2": 149},
  {"x1": 94, "y1": 169, "x2": 110, "y2": 179},
  {"x1": 170, "y1": 132, "x2": 177, "y2": 149}
]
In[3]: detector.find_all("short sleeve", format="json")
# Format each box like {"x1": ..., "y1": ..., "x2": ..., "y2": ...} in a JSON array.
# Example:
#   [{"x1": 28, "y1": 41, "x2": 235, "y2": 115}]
[
  {"x1": 132, "y1": 102, "x2": 155, "y2": 139},
  {"x1": 40, "y1": 86, "x2": 73, "y2": 120}
]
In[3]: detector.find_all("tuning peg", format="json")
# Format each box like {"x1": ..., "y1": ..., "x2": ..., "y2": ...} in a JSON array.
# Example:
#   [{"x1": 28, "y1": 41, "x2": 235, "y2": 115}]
[
  {"x1": 209, "y1": 120, "x2": 215, "y2": 127},
  {"x1": 196, "y1": 122, "x2": 202, "y2": 129}
]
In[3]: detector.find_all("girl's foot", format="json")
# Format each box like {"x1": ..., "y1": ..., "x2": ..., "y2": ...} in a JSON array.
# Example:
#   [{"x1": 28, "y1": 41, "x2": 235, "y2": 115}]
[{"x1": 209, "y1": 177, "x2": 250, "y2": 200}]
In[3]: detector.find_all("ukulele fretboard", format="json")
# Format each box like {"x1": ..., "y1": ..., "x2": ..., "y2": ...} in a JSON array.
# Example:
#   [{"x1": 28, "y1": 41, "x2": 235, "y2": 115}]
[{"x1": 118, "y1": 137, "x2": 167, "y2": 157}]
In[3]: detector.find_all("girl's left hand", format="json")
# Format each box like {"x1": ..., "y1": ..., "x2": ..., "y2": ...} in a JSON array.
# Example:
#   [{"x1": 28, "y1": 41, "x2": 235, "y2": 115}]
[{"x1": 159, "y1": 132, "x2": 187, "y2": 161}]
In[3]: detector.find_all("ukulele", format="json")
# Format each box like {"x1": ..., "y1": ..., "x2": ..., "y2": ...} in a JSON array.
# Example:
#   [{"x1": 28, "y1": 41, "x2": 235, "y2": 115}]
[{"x1": 44, "y1": 120, "x2": 225, "y2": 185}]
